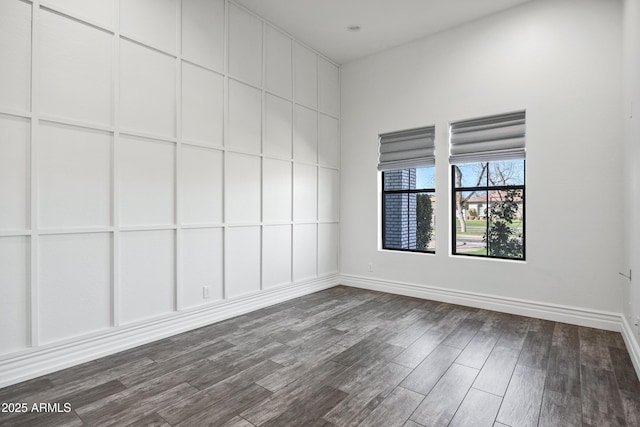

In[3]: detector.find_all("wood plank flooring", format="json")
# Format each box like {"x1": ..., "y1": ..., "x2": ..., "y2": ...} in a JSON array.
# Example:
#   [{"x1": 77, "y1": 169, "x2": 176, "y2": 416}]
[{"x1": 1, "y1": 286, "x2": 639, "y2": 426}]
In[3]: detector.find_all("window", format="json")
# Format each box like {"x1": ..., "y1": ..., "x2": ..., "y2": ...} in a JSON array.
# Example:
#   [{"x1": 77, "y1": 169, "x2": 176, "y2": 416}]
[
  {"x1": 382, "y1": 167, "x2": 435, "y2": 252},
  {"x1": 450, "y1": 111, "x2": 526, "y2": 260},
  {"x1": 379, "y1": 126, "x2": 436, "y2": 253},
  {"x1": 452, "y1": 161, "x2": 525, "y2": 259}
]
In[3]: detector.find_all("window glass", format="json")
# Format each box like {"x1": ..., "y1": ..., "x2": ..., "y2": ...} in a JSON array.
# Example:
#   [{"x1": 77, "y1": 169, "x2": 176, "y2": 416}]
[
  {"x1": 452, "y1": 161, "x2": 525, "y2": 260},
  {"x1": 454, "y1": 163, "x2": 487, "y2": 188},
  {"x1": 488, "y1": 160, "x2": 525, "y2": 186},
  {"x1": 382, "y1": 167, "x2": 435, "y2": 253}
]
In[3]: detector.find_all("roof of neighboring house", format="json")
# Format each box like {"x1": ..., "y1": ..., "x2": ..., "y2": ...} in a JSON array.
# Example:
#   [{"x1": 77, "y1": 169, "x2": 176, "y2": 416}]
[{"x1": 465, "y1": 191, "x2": 522, "y2": 204}]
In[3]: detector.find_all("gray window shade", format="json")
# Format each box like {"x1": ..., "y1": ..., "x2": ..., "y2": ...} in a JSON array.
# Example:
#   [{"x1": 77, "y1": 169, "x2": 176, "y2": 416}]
[
  {"x1": 378, "y1": 126, "x2": 435, "y2": 171},
  {"x1": 449, "y1": 111, "x2": 526, "y2": 164}
]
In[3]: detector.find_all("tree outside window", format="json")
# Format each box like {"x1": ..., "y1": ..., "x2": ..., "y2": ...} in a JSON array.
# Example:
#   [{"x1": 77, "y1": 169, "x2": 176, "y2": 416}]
[{"x1": 452, "y1": 160, "x2": 525, "y2": 260}]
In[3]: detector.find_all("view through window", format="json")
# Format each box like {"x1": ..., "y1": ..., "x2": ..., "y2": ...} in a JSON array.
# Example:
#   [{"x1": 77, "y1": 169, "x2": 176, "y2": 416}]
[
  {"x1": 452, "y1": 160, "x2": 525, "y2": 260},
  {"x1": 382, "y1": 167, "x2": 436, "y2": 253}
]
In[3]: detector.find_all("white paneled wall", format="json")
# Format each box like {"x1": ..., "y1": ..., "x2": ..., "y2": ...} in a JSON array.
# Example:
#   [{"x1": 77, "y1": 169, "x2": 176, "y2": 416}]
[
  {"x1": 38, "y1": 233, "x2": 112, "y2": 344},
  {"x1": 0, "y1": 0, "x2": 339, "y2": 361},
  {"x1": 0, "y1": 0, "x2": 31, "y2": 112}
]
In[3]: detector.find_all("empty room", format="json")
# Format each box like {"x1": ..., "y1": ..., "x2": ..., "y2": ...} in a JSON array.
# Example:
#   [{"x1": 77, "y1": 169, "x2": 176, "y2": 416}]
[{"x1": 1, "y1": 0, "x2": 640, "y2": 425}]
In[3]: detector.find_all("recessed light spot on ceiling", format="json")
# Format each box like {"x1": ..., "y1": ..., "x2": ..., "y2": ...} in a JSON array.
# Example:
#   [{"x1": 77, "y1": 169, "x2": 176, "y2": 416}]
[
  {"x1": 347, "y1": 25, "x2": 361, "y2": 32},
  {"x1": 233, "y1": 0, "x2": 535, "y2": 63}
]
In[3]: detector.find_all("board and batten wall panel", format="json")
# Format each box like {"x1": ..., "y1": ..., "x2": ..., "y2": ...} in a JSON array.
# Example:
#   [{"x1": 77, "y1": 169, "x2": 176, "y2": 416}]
[
  {"x1": 38, "y1": 233, "x2": 112, "y2": 344},
  {"x1": 0, "y1": 0, "x2": 339, "y2": 369},
  {"x1": 181, "y1": 228, "x2": 224, "y2": 308},
  {"x1": 226, "y1": 226, "x2": 261, "y2": 298},
  {"x1": 44, "y1": 0, "x2": 114, "y2": 28},
  {"x1": 120, "y1": 0, "x2": 178, "y2": 55},
  {"x1": 39, "y1": 9, "x2": 113, "y2": 126},
  {"x1": 263, "y1": 225, "x2": 293, "y2": 288},
  {"x1": 120, "y1": 230, "x2": 176, "y2": 324},
  {"x1": 38, "y1": 122, "x2": 112, "y2": 229},
  {"x1": 0, "y1": 114, "x2": 30, "y2": 231},
  {"x1": 180, "y1": 146, "x2": 223, "y2": 225},
  {"x1": 293, "y1": 224, "x2": 318, "y2": 281},
  {"x1": 120, "y1": 40, "x2": 176, "y2": 138},
  {"x1": 182, "y1": 0, "x2": 224, "y2": 72},
  {"x1": 181, "y1": 63, "x2": 224, "y2": 146},
  {"x1": 0, "y1": 0, "x2": 31, "y2": 112},
  {"x1": 294, "y1": 42, "x2": 318, "y2": 108},
  {"x1": 265, "y1": 26, "x2": 292, "y2": 99},
  {"x1": 264, "y1": 93, "x2": 293, "y2": 159},
  {"x1": 0, "y1": 237, "x2": 29, "y2": 355},
  {"x1": 228, "y1": 79, "x2": 262, "y2": 154}
]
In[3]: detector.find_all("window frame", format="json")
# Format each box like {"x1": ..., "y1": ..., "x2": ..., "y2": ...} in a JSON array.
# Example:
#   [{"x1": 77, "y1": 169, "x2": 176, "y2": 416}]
[
  {"x1": 381, "y1": 169, "x2": 436, "y2": 254},
  {"x1": 450, "y1": 161, "x2": 526, "y2": 261}
]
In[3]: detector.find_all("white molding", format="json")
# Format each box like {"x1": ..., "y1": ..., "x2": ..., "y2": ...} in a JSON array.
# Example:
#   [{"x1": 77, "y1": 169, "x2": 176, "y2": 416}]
[
  {"x1": 0, "y1": 275, "x2": 338, "y2": 389},
  {"x1": 3, "y1": 275, "x2": 639, "y2": 388},
  {"x1": 339, "y1": 274, "x2": 623, "y2": 332},
  {"x1": 342, "y1": 275, "x2": 640, "y2": 381},
  {"x1": 621, "y1": 315, "x2": 640, "y2": 377}
]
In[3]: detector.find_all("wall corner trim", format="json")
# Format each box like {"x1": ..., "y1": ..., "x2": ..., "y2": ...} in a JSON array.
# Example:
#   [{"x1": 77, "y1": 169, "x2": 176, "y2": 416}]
[
  {"x1": 0, "y1": 275, "x2": 338, "y2": 389},
  {"x1": 621, "y1": 315, "x2": 640, "y2": 378}
]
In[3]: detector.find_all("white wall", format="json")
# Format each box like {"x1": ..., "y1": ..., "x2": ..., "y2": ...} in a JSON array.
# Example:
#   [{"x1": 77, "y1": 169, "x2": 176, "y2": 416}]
[
  {"x1": 341, "y1": 0, "x2": 624, "y2": 314},
  {"x1": 624, "y1": 0, "x2": 640, "y2": 342},
  {"x1": 0, "y1": 0, "x2": 339, "y2": 361}
]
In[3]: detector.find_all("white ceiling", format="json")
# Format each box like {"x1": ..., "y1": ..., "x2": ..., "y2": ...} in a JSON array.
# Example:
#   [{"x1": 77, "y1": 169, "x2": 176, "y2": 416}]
[{"x1": 234, "y1": 0, "x2": 534, "y2": 64}]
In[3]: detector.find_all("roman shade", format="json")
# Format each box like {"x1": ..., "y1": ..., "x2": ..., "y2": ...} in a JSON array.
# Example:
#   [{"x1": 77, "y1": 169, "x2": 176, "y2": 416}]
[
  {"x1": 377, "y1": 126, "x2": 435, "y2": 171},
  {"x1": 449, "y1": 111, "x2": 526, "y2": 164}
]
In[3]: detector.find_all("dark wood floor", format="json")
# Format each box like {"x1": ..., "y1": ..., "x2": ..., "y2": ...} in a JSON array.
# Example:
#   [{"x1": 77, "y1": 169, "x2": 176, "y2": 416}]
[{"x1": 1, "y1": 286, "x2": 639, "y2": 426}]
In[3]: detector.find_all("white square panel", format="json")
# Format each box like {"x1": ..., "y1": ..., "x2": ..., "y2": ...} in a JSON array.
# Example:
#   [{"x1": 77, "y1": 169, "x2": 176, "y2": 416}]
[
  {"x1": 45, "y1": 0, "x2": 115, "y2": 28},
  {"x1": 263, "y1": 158, "x2": 291, "y2": 223},
  {"x1": 181, "y1": 145, "x2": 223, "y2": 225},
  {"x1": 318, "y1": 223, "x2": 338, "y2": 275},
  {"x1": 226, "y1": 226, "x2": 260, "y2": 298},
  {"x1": 0, "y1": 236, "x2": 29, "y2": 355},
  {"x1": 39, "y1": 122, "x2": 112, "y2": 229},
  {"x1": 120, "y1": 0, "x2": 177, "y2": 53},
  {"x1": 181, "y1": 228, "x2": 223, "y2": 308},
  {"x1": 225, "y1": 153, "x2": 261, "y2": 224},
  {"x1": 293, "y1": 164, "x2": 317, "y2": 222},
  {"x1": 318, "y1": 58, "x2": 339, "y2": 116},
  {"x1": 120, "y1": 230, "x2": 175, "y2": 324},
  {"x1": 228, "y1": 80, "x2": 262, "y2": 154},
  {"x1": 319, "y1": 114, "x2": 339, "y2": 168},
  {"x1": 182, "y1": 0, "x2": 224, "y2": 71},
  {"x1": 265, "y1": 26, "x2": 292, "y2": 98},
  {"x1": 119, "y1": 135, "x2": 175, "y2": 227},
  {"x1": 40, "y1": 10, "x2": 113, "y2": 125},
  {"x1": 120, "y1": 39, "x2": 176, "y2": 138},
  {"x1": 263, "y1": 225, "x2": 291, "y2": 288},
  {"x1": 294, "y1": 43, "x2": 317, "y2": 108},
  {"x1": 228, "y1": 4, "x2": 262, "y2": 87},
  {"x1": 318, "y1": 168, "x2": 339, "y2": 222},
  {"x1": 182, "y1": 62, "x2": 224, "y2": 146},
  {"x1": 39, "y1": 233, "x2": 112, "y2": 344},
  {"x1": 293, "y1": 224, "x2": 316, "y2": 281},
  {"x1": 294, "y1": 105, "x2": 317, "y2": 164},
  {"x1": 0, "y1": 115, "x2": 29, "y2": 231},
  {"x1": 0, "y1": 0, "x2": 31, "y2": 111},
  {"x1": 264, "y1": 94, "x2": 292, "y2": 159}
]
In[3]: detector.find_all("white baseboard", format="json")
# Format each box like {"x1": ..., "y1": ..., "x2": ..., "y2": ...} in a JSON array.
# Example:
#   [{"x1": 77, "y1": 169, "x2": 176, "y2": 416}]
[
  {"x1": 621, "y1": 316, "x2": 640, "y2": 377},
  {"x1": 342, "y1": 274, "x2": 640, "y2": 381},
  {"x1": 0, "y1": 275, "x2": 338, "y2": 389},
  {"x1": 340, "y1": 274, "x2": 623, "y2": 332},
  {"x1": 3, "y1": 273, "x2": 638, "y2": 390}
]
